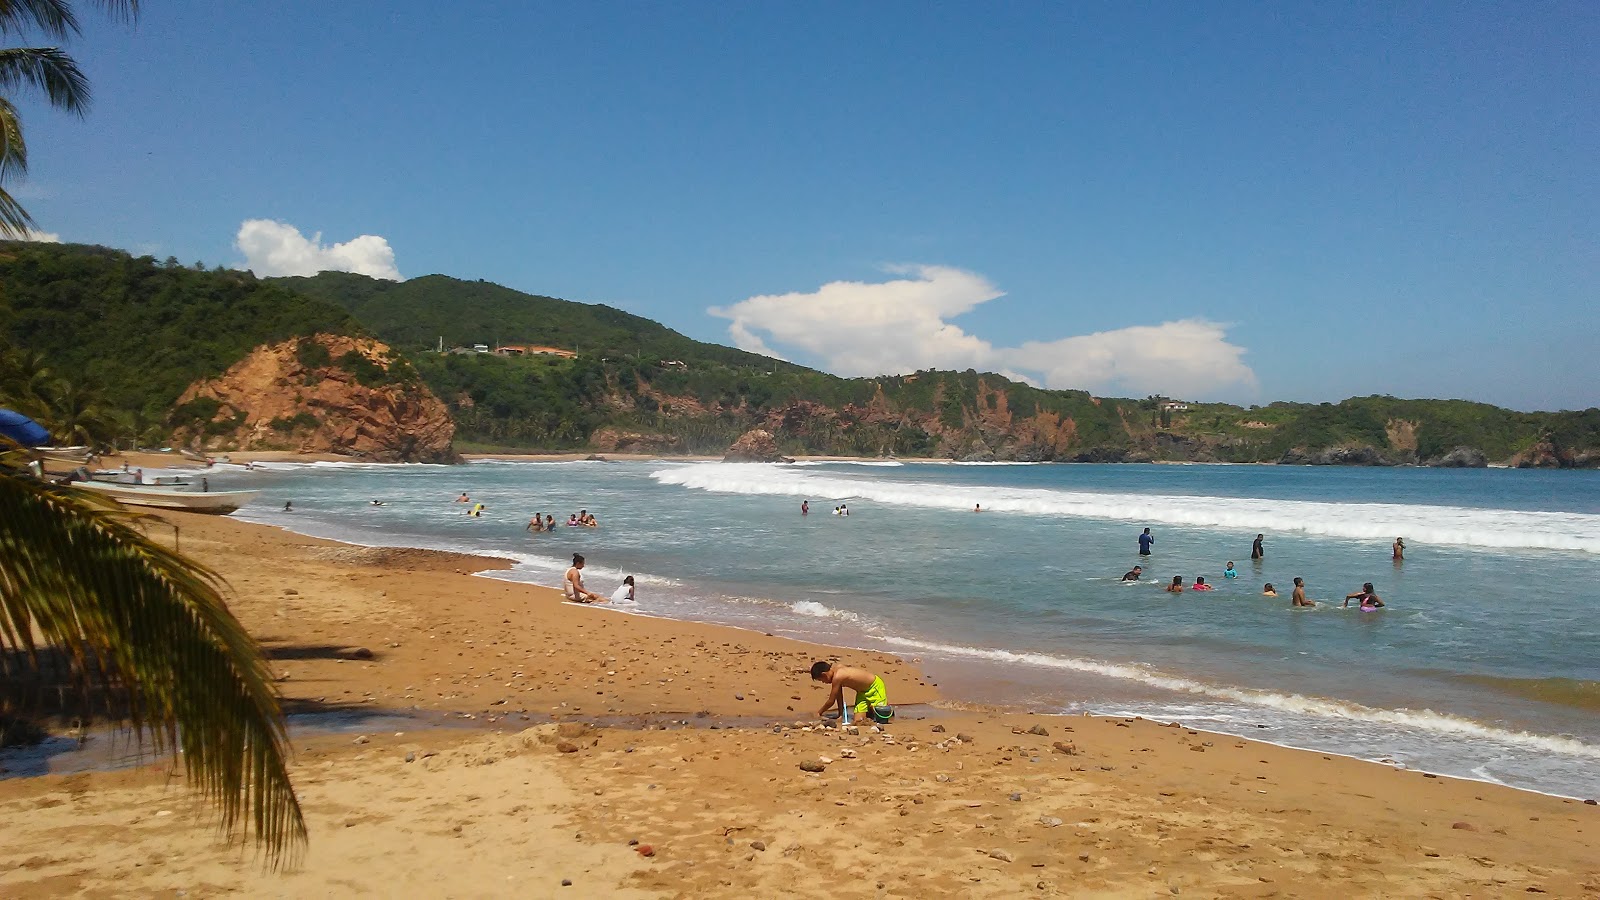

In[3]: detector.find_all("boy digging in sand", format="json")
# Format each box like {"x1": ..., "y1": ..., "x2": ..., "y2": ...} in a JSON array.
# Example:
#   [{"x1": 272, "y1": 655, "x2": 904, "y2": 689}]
[{"x1": 812, "y1": 661, "x2": 891, "y2": 725}]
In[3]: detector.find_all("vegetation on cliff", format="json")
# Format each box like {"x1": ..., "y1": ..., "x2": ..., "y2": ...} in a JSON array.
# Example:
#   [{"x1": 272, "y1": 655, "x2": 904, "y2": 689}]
[
  {"x1": 3, "y1": 244, "x2": 1595, "y2": 464},
  {"x1": 0, "y1": 242, "x2": 397, "y2": 445}
]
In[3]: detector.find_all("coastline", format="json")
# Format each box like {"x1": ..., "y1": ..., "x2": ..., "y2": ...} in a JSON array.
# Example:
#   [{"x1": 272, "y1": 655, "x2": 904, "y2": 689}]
[{"x1": 2, "y1": 512, "x2": 1596, "y2": 896}]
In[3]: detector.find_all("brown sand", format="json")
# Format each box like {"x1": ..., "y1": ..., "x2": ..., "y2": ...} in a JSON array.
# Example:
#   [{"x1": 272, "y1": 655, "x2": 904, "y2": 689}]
[{"x1": 2, "y1": 513, "x2": 1596, "y2": 897}]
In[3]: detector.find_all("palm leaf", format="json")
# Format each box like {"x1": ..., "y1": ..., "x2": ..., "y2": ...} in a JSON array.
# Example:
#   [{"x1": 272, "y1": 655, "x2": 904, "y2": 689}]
[
  {"x1": 0, "y1": 470, "x2": 306, "y2": 863},
  {"x1": 0, "y1": 0, "x2": 77, "y2": 40},
  {"x1": 0, "y1": 96, "x2": 27, "y2": 178},
  {"x1": 0, "y1": 46, "x2": 89, "y2": 113},
  {"x1": 0, "y1": 182, "x2": 33, "y2": 236},
  {"x1": 0, "y1": 0, "x2": 136, "y2": 37}
]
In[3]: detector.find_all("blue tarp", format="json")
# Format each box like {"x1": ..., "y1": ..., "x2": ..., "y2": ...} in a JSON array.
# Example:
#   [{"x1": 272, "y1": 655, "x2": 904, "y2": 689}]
[{"x1": 0, "y1": 408, "x2": 50, "y2": 447}]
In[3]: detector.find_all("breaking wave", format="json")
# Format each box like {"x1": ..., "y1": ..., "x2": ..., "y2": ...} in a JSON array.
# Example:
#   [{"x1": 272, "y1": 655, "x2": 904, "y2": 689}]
[
  {"x1": 876, "y1": 635, "x2": 1600, "y2": 760},
  {"x1": 650, "y1": 464, "x2": 1600, "y2": 553}
]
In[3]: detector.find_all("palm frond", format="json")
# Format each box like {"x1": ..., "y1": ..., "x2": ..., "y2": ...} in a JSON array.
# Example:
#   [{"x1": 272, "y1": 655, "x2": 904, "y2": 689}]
[
  {"x1": 0, "y1": 0, "x2": 78, "y2": 40},
  {"x1": 0, "y1": 1, "x2": 136, "y2": 37},
  {"x1": 0, "y1": 183, "x2": 34, "y2": 237},
  {"x1": 0, "y1": 97, "x2": 26, "y2": 178},
  {"x1": 0, "y1": 46, "x2": 89, "y2": 114},
  {"x1": 0, "y1": 472, "x2": 307, "y2": 863}
]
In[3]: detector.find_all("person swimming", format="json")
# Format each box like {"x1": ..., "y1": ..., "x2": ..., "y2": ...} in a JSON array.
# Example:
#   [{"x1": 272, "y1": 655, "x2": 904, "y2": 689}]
[
  {"x1": 1192, "y1": 576, "x2": 1214, "y2": 592},
  {"x1": 1223, "y1": 561, "x2": 1238, "y2": 579},
  {"x1": 1166, "y1": 576, "x2": 1184, "y2": 594},
  {"x1": 455, "y1": 492, "x2": 470, "y2": 503},
  {"x1": 1262, "y1": 582, "x2": 1277, "y2": 597},
  {"x1": 468, "y1": 503, "x2": 485, "y2": 517},
  {"x1": 1344, "y1": 582, "x2": 1384, "y2": 610},
  {"x1": 1121, "y1": 565, "x2": 1143, "y2": 581}
]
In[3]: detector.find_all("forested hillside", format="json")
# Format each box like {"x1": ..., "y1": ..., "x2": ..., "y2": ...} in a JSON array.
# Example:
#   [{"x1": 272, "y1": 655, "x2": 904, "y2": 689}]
[
  {"x1": 2, "y1": 243, "x2": 1595, "y2": 465},
  {"x1": 0, "y1": 243, "x2": 398, "y2": 447}
]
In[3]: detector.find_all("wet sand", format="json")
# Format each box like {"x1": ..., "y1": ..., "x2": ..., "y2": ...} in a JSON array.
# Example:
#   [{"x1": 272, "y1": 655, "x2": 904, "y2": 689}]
[{"x1": 1, "y1": 513, "x2": 1596, "y2": 897}]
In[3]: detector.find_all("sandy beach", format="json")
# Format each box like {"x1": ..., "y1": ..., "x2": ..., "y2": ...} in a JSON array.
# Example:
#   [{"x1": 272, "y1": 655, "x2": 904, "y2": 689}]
[{"x1": 2, "y1": 511, "x2": 1596, "y2": 898}]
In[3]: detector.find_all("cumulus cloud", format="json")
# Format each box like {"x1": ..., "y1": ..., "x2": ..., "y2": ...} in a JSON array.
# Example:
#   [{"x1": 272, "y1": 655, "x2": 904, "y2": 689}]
[
  {"x1": 709, "y1": 265, "x2": 1257, "y2": 399},
  {"x1": 18, "y1": 228, "x2": 60, "y2": 242},
  {"x1": 235, "y1": 219, "x2": 400, "y2": 280},
  {"x1": 710, "y1": 265, "x2": 1000, "y2": 377}
]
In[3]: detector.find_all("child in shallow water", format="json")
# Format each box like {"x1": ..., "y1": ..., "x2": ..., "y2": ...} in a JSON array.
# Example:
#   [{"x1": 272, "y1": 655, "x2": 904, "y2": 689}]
[
  {"x1": 1262, "y1": 583, "x2": 1278, "y2": 597},
  {"x1": 1192, "y1": 576, "x2": 1214, "y2": 592},
  {"x1": 1224, "y1": 561, "x2": 1238, "y2": 579},
  {"x1": 1166, "y1": 576, "x2": 1185, "y2": 594}
]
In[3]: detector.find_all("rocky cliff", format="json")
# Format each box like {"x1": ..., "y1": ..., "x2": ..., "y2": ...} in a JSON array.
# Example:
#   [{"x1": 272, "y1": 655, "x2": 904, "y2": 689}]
[{"x1": 172, "y1": 334, "x2": 456, "y2": 463}]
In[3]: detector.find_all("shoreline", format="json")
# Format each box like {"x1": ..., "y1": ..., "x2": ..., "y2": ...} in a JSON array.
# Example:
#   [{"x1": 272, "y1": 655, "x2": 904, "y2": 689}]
[
  {"x1": 167, "y1": 509, "x2": 1600, "y2": 804},
  {"x1": 5, "y1": 505, "x2": 1597, "y2": 894},
  {"x1": 93, "y1": 448, "x2": 1573, "y2": 471}
]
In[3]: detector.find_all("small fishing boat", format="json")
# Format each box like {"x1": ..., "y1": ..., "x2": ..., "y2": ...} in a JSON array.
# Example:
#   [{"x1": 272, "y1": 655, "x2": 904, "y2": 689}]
[{"x1": 72, "y1": 480, "x2": 258, "y2": 515}]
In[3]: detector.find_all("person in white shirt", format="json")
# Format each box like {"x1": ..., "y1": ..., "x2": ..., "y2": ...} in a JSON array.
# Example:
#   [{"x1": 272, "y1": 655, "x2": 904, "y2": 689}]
[{"x1": 611, "y1": 575, "x2": 636, "y2": 604}]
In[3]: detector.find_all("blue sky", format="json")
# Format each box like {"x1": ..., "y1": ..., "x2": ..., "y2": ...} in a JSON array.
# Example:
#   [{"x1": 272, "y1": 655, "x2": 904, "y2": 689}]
[{"x1": 12, "y1": 2, "x2": 1596, "y2": 409}]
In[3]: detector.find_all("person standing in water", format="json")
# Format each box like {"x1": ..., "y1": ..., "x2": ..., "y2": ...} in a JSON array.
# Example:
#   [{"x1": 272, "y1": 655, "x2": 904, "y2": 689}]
[
  {"x1": 1393, "y1": 537, "x2": 1405, "y2": 560},
  {"x1": 1291, "y1": 577, "x2": 1314, "y2": 607},
  {"x1": 1224, "y1": 561, "x2": 1238, "y2": 579},
  {"x1": 1251, "y1": 534, "x2": 1265, "y2": 560},
  {"x1": 801, "y1": 499, "x2": 809, "y2": 516},
  {"x1": 1262, "y1": 583, "x2": 1278, "y2": 597},
  {"x1": 1138, "y1": 528, "x2": 1154, "y2": 556}
]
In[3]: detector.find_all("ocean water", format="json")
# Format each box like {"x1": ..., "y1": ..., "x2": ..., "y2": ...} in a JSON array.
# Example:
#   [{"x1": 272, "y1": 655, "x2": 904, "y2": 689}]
[{"x1": 209, "y1": 459, "x2": 1599, "y2": 799}]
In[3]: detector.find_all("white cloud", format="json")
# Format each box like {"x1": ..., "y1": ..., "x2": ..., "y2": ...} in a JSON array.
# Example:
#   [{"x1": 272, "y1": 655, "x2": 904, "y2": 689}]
[
  {"x1": 19, "y1": 228, "x2": 60, "y2": 242},
  {"x1": 1010, "y1": 319, "x2": 1258, "y2": 397},
  {"x1": 709, "y1": 265, "x2": 1258, "y2": 400},
  {"x1": 235, "y1": 219, "x2": 400, "y2": 280},
  {"x1": 710, "y1": 265, "x2": 1000, "y2": 377}
]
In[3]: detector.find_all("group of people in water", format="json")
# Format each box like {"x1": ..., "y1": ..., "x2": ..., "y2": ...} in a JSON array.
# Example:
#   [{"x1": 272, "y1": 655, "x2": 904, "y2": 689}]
[
  {"x1": 1124, "y1": 527, "x2": 1398, "y2": 611},
  {"x1": 528, "y1": 509, "x2": 598, "y2": 531}
]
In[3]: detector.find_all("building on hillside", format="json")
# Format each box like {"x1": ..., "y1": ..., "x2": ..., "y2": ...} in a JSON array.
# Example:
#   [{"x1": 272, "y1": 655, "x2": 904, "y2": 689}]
[
  {"x1": 494, "y1": 344, "x2": 578, "y2": 359},
  {"x1": 659, "y1": 359, "x2": 688, "y2": 369}
]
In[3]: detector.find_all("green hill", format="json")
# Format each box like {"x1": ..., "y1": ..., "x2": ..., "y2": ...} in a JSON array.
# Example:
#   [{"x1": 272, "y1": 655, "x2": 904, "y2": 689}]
[
  {"x1": 3, "y1": 243, "x2": 1595, "y2": 465},
  {"x1": 275, "y1": 272, "x2": 799, "y2": 372},
  {"x1": 0, "y1": 243, "x2": 364, "y2": 416}
]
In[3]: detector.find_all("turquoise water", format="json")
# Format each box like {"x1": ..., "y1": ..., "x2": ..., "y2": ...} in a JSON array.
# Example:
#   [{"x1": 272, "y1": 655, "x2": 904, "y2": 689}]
[{"x1": 212, "y1": 459, "x2": 1599, "y2": 799}]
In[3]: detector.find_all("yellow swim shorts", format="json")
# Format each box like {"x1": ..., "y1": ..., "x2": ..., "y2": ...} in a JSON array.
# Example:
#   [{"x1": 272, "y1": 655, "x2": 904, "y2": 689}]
[{"x1": 851, "y1": 675, "x2": 888, "y2": 717}]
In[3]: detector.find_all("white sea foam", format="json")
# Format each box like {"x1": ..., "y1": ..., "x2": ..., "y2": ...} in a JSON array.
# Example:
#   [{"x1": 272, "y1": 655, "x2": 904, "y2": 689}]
[
  {"x1": 791, "y1": 600, "x2": 861, "y2": 621},
  {"x1": 650, "y1": 464, "x2": 1600, "y2": 552},
  {"x1": 788, "y1": 460, "x2": 905, "y2": 467},
  {"x1": 876, "y1": 635, "x2": 1600, "y2": 760}
]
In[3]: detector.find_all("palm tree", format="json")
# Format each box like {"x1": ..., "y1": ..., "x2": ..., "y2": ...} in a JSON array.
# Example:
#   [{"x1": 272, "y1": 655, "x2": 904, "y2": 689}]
[
  {"x1": 0, "y1": 345, "x2": 54, "y2": 417},
  {"x1": 1, "y1": 454, "x2": 307, "y2": 862},
  {"x1": 0, "y1": 4, "x2": 306, "y2": 857},
  {"x1": 41, "y1": 376, "x2": 118, "y2": 447},
  {"x1": 0, "y1": 0, "x2": 137, "y2": 236}
]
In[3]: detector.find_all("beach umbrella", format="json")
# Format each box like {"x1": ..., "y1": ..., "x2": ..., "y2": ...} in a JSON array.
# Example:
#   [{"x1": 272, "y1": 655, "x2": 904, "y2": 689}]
[{"x1": 0, "y1": 408, "x2": 51, "y2": 447}]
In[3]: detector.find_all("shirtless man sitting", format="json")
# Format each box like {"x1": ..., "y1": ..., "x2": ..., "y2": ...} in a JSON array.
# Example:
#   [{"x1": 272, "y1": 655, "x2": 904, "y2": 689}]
[{"x1": 812, "y1": 661, "x2": 890, "y2": 725}]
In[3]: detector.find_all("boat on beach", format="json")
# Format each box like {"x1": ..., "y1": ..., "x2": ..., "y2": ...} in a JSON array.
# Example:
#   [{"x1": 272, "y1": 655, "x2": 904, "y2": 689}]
[{"x1": 71, "y1": 480, "x2": 258, "y2": 514}]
